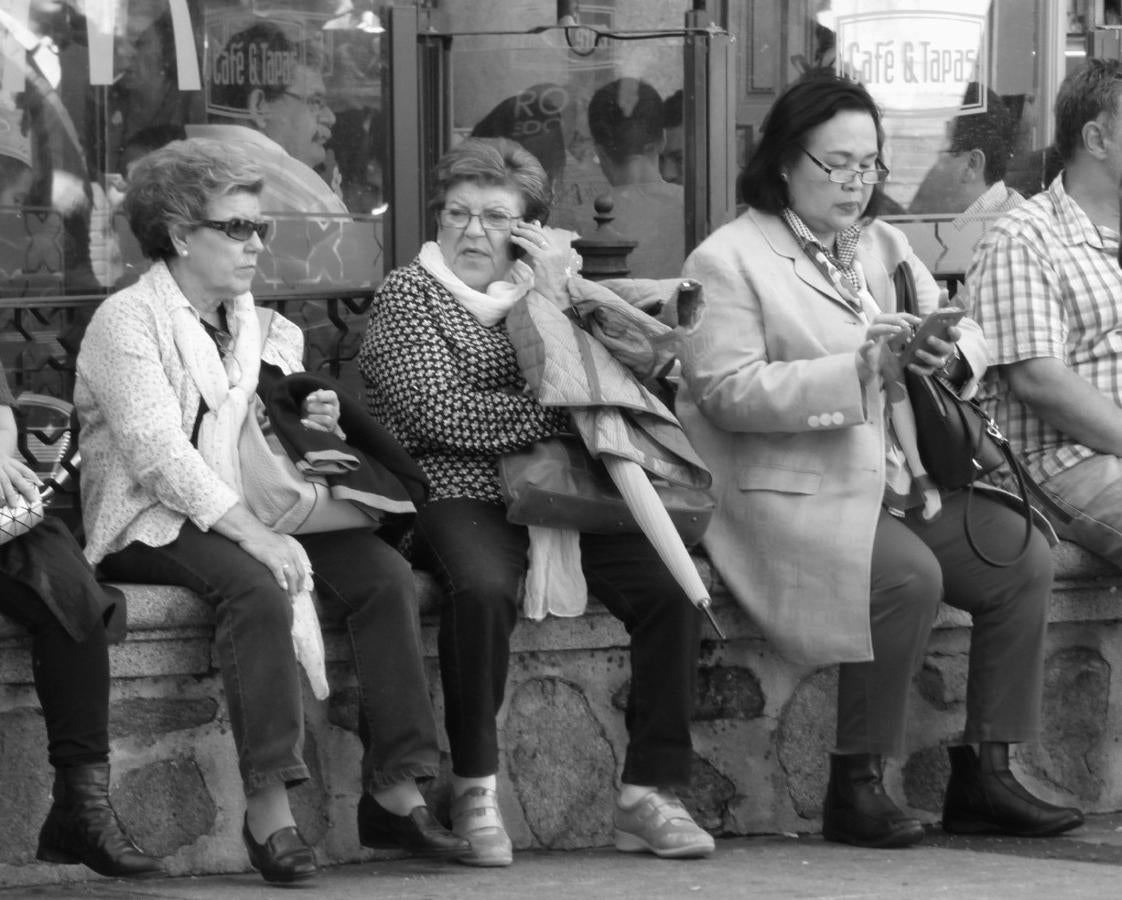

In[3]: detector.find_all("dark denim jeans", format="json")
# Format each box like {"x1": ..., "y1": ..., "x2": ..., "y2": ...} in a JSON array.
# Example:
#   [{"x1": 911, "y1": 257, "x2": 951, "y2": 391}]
[
  {"x1": 412, "y1": 498, "x2": 703, "y2": 788},
  {"x1": 0, "y1": 568, "x2": 109, "y2": 768},
  {"x1": 101, "y1": 523, "x2": 441, "y2": 794}
]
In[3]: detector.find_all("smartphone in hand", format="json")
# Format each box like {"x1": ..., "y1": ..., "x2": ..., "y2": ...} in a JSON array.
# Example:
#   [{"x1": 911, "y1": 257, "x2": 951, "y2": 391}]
[{"x1": 897, "y1": 307, "x2": 966, "y2": 369}]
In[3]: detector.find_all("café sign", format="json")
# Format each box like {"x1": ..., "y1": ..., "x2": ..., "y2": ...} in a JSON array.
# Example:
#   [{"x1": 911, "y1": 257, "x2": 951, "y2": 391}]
[{"x1": 835, "y1": 9, "x2": 988, "y2": 116}]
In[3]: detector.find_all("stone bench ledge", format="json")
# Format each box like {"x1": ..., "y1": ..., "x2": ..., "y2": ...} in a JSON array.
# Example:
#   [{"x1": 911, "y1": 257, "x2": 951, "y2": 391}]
[{"x1": 1, "y1": 542, "x2": 1118, "y2": 685}]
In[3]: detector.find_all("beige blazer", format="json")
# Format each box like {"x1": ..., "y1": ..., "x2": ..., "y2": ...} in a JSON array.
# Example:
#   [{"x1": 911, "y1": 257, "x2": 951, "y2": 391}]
[{"x1": 675, "y1": 208, "x2": 988, "y2": 665}]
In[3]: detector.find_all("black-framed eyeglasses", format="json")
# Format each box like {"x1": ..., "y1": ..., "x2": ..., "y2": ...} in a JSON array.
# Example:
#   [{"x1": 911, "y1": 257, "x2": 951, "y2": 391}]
[
  {"x1": 800, "y1": 147, "x2": 890, "y2": 185},
  {"x1": 282, "y1": 90, "x2": 328, "y2": 114},
  {"x1": 198, "y1": 218, "x2": 270, "y2": 242},
  {"x1": 438, "y1": 207, "x2": 518, "y2": 231}
]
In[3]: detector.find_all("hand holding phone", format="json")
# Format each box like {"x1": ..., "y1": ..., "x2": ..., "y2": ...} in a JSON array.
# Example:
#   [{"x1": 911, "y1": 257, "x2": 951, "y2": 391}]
[{"x1": 897, "y1": 307, "x2": 965, "y2": 369}]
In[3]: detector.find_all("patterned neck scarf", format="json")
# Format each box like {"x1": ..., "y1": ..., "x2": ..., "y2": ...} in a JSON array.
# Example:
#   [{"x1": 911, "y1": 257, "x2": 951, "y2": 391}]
[{"x1": 781, "y1": 208, "x2": 866, "y2": 312}]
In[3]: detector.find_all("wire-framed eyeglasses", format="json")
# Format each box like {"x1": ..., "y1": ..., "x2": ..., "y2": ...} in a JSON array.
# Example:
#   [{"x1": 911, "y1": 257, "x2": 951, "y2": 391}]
[
  {"x1": 439, "y1": 207, "x2": 517, "y2": 231},
  {"x1": 282, "y1": 90, "x2": 328, "y2": 114},
  {"x1": 801, "y1": 147, "x2": 890, "y2": 185},
  {"x1": 198, "y1": 218, "x2": 271, "y2": 242}
]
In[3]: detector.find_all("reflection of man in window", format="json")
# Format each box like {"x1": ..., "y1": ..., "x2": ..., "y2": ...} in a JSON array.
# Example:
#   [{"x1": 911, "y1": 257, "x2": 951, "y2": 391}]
[
  {"x1": 0, "y1": 0, "x2": 97, "y2": 290},
  {"x1": 909, "y1": 84, "x2": 1022, "y2": 227},
  {"x1": 659, "y1": 89, "x2": 683, "y2": 186},
  {"x1": 188, "y1": 21, "x2": 346, "y2": 215},
  {"x1": 577, "y1": 77, "x2": 685, "y2": 279}
]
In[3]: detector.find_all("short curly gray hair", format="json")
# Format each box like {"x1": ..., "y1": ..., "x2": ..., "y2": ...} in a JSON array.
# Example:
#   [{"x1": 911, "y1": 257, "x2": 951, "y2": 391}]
[{"x1": 124, "y1": 138, "x2": 264, "y2": 261}]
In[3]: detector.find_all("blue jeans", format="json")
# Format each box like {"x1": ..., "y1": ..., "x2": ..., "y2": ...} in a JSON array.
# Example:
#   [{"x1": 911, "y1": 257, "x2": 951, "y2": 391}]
[
  {"x1": 101, "y1": 523, "x2": 441, "y2": 794},
  {"x1": 1038, "y1": 453, "x2": 1122, "y2": 566},
  {"x1": 411, "y1": 498, "x2": 703, "y2": 788}
]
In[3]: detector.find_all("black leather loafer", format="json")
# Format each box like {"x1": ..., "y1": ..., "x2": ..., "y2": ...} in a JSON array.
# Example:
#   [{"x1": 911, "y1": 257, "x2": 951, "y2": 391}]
[
  {"x1": 357, "y1": 794, "x2": 470, "y2": 857},
  {"x1": 241, "y1": 817, "x2": 318, "y2": 884}
]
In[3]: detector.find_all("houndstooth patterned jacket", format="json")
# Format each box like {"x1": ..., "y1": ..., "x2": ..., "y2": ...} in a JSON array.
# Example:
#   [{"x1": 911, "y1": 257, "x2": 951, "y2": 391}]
[{"x1": 358, "y1": 261, "x2": 567, "y2": 507}]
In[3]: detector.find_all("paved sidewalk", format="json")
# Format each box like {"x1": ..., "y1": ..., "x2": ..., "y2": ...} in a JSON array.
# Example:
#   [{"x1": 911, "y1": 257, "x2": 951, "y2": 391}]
[{"x1": 5, "y1": 817, "x2": 1122, "y2": 900}]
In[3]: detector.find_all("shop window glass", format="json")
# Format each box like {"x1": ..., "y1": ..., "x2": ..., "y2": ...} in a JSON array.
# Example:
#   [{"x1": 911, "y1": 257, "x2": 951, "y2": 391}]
[
  {"x1": 447, "y1": 28, "x2": 690, "y2": 280},
  {"x1": 0, "y1": 0, "x2": 386, "y2": 299},
  {"x1": 731, "y1": 0, "x2": 1043, "y2": 278}
]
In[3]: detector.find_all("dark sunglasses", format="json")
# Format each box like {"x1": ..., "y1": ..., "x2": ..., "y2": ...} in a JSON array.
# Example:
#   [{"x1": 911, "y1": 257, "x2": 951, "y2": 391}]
[{"x1": 198, "y1": 218, "x2": 271, "y2": 242}]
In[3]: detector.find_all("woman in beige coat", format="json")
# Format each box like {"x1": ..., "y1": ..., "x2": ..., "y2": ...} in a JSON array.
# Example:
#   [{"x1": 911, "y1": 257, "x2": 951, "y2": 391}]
[{"x1": 676, "y1": 72, "x2": 1082, "y2": 849}]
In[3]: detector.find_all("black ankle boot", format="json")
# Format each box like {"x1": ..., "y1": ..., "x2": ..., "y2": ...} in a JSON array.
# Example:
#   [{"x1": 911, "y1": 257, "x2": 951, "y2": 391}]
[
  {"x1": 942, "y1": 744, "x2": 1084, "y2": 837},
  {"x1": 36, "y1": 763, "x2": 166, "y2": 878},
  {"x1": 822, "y1": 753, "x2": 925, "y2": 849}
]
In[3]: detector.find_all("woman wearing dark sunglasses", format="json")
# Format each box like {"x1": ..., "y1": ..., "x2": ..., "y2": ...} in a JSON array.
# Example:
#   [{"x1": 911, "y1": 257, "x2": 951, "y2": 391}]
[{"x1": 74, "y1": 138, "x2": 465, "y2": 884}]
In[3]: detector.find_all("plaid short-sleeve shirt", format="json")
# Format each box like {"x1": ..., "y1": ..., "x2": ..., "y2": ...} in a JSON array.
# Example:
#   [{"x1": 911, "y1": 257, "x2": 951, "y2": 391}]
[{"x1": 965, "y1": 175, "x2": 1122, "y2": 483}]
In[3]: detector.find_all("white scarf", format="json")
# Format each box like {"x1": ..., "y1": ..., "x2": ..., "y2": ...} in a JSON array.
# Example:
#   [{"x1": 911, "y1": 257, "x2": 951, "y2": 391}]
[
  {"x1": 418, "y1": 241, "x2": 533, "y2": 326},
  {"x1": 160, "y1": 263, "x2": 328, "y2": 699},
  {"x1": 169, "y1": 286, "x2": 261, "y2": 495}
]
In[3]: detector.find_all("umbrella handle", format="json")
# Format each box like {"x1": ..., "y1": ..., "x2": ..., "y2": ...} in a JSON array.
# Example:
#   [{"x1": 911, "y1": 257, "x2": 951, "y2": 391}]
[{"x1": 602, "y1": 456, "x2": 725, "y2": 639}]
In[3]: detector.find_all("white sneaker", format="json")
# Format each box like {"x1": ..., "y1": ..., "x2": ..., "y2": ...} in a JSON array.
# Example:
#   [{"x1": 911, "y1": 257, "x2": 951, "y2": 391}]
[
  {"x1": 613, "y1": 790, "x2": 715, "y2": 859},
  {"x1": 450, "y1": 787, "x2": 513, "y2": 867}
]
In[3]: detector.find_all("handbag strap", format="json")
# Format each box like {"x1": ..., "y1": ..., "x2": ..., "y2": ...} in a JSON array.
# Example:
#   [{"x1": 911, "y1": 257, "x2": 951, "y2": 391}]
[
  {"x1": 894, "y1": 264, "x2": 1044, "y2": 566},
  {"x1": 894, "y1": 259, "x2": 920, "y2": 317},
  {"x1": 961, "y1": 433, "x2": 1033, "y2": 567}
]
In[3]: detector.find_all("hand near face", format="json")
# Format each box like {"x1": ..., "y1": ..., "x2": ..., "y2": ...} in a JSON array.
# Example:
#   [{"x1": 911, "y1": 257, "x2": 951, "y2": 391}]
[{"x1": 513, "y1": 221, "x2": 577, "y2": 308}]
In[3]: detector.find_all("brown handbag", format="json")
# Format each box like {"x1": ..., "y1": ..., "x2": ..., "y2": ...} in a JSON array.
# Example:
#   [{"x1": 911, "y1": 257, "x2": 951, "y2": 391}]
[{"x1": 498, "y1": 434, "x2": 715, "y2": 546}]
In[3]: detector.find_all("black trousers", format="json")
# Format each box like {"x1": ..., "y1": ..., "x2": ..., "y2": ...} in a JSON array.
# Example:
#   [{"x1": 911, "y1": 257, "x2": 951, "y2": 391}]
[
  {"x1": 412, "y1": 498, "x2": 703, "y2": 788},
  {"x1": 0, "y1": 553, "x2": 110, "y2": 769}
]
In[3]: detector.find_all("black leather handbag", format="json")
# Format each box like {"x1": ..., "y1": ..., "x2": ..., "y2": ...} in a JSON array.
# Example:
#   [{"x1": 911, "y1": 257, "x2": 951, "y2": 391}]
[{"x1": 893, "y1": 261, "x2": 1044, "y2": 567}]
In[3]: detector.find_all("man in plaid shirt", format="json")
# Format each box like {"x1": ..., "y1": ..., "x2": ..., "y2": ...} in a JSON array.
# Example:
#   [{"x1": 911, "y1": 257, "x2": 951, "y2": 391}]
[{"x1": 965, "y1": 59, "x2": 1122, "y2": 567}]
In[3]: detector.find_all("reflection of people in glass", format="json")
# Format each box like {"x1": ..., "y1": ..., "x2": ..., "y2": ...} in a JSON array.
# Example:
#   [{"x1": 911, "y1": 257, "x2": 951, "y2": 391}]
[
  {"x1": 0, "y1": 0, "x2": 97, "y2": 290},
  {"x1": 108, "y1": 11, "x2": 196, "y2": 177},
  {"x1": 331, "y1": 105, "x2": 385, "y2": 215},
  {"x1": 909, "y1": 84, "x2": 1022, "y2": 225},
  {"x1": 660, "y1": 89, "x2": 684, "y2": 185},
  {"x1": 0, "y1": 105, "x2": 33, "y2": 206},
  {"x1": 472, "y1": 83, "x2": 571, "y2": 191},
  {"x1": 577, "y1": 77, "x2": 684, "y2": 278},
  {"x1": 188, "y1": 21, "x2": 346, "y2": 214}
]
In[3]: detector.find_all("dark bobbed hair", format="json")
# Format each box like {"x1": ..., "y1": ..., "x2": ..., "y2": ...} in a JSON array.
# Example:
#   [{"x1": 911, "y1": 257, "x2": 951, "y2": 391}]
[
  {"x1": 950, "y1": 83, "x2": 1015, "y2": 185},
  {"x1": 739, "y1": 71, "x2": 888, "y2": 218},
  {"x1": 663, "y1": 89, "x2": 684, "y2": 129},
  {"x1": 428, "y1": 137, "x2": 551, "y2": 227},
  {"x1": 471, "y1": 83, "x2": 570, "y2": 188},
  {"x1": 124, "y1": 137, "x2": 264, "y2": 261},
  {"x1": 588, "y1": 77, "x2": 665, "y2": 165},
  {"x1": 1054, "y1": 58, "x2": 1122, "y2": 164}
]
